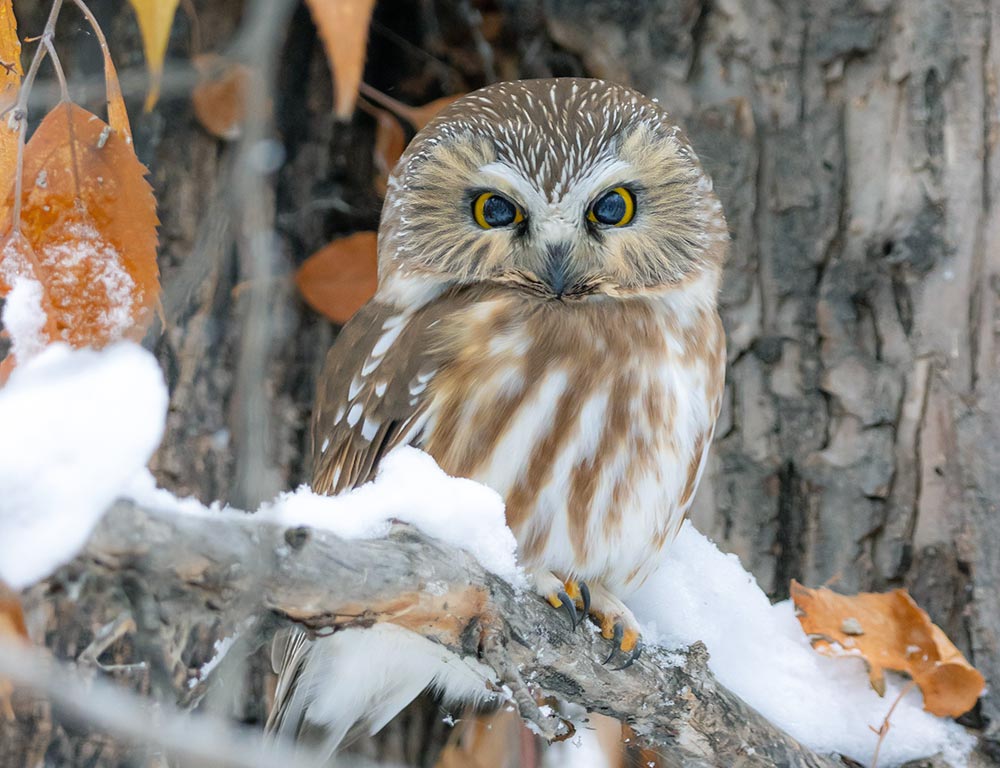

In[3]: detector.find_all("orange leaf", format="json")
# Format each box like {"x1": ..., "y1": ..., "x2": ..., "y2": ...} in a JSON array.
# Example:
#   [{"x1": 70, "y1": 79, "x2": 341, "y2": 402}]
[
  {"x1": 791, "y1": 581, "x2": 985, "y2": 718},
  {"x1": 0, "y1": 583, "x2": 26, "y2": 640},
  {"x1": 305, "y1": 0, "x2": 377, "y2": 118},
  {"x1": 0, "y1": 0, "x2": 22, "y2": 189},
  {"x1": 126, "y1": 0, "x2": 181, "y2": 111},
  {"x1": 191, "y1": 54, "x2": 250, "y2": 141},
  {"x1": 0, "y1": 581, "x2": 28, "y2": 720},
  {"x1": 0, "y1": 103, "x2": 160, "y2": 349},
  {"x1": 296, "y1": 231, "x2": 377, "y2": 323}
]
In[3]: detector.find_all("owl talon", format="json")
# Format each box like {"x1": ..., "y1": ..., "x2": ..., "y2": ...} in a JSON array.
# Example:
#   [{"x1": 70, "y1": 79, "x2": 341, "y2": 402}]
[
  {"x1": 603, "y1": 622, "x2": 625, "y2": 664},
  {"x1": 611, "y1": 641, "x2": 643, "y2": 670},
  {"x1": 556, "y1": 590, "x2": 579, "y2": 629},
  {"x1": 579, "y1": 582, "x2": 591, "y2": 616}
]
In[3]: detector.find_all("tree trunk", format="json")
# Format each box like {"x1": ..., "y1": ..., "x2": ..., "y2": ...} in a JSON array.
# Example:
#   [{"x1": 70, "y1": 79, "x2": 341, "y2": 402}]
[{"x1": 3, "y1": 0, "x2": 998, "y2": 765}]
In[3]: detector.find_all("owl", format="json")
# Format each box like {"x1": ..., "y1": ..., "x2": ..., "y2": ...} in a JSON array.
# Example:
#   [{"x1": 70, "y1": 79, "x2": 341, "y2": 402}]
[{"x1": 267, "y1": 78, "x2": 728, "y2": 756}]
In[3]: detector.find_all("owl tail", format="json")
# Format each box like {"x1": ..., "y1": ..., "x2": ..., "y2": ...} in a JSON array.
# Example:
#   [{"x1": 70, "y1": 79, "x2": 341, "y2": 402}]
[{"x1": 266, "y1": 623, "x2": 497, "y2": 760}]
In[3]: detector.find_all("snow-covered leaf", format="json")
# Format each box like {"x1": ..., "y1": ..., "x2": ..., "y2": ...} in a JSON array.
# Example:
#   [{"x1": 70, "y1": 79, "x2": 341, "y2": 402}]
[{"x1": 0, "y1": 102, "x2": 159, "y2": 365}]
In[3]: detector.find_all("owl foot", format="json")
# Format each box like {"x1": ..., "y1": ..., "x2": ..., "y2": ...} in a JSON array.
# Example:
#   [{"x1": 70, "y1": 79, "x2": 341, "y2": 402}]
[
  {"x1": 587, "y1": 585, "x2": 643, "y2": 670},
  {"x1": 535, "y1": 572, "x2": 591, "y2": 630}
]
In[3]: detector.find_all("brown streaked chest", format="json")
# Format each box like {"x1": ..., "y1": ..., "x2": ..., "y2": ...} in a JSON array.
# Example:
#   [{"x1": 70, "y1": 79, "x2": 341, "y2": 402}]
[{"x1": 420, "y1": 292, "x2": 725, "y2": 582}]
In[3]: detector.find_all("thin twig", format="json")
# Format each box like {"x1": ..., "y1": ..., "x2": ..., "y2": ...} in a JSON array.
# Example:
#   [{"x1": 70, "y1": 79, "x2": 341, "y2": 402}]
[
  {"x1": 11, "y1": 0, "x2": 64, "y2": 235},
  {"x1": 869, "y1": 680, "x2": 918, "y2": 768}
]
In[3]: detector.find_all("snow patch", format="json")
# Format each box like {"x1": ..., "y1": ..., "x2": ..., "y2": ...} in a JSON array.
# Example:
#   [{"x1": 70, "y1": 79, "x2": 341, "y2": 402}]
[
  {"x1": 2, "y1": 278, "x2": 47, "y2": 363},
  {"x1": 631, "y1": 521, "x2": 975, "y2": 768},
  {"x1": 259, "y1": 447, "x2": 522, "y2": 583},
  {"x1": 0, "y1": 343, "x2": 168, "y2": 588}
]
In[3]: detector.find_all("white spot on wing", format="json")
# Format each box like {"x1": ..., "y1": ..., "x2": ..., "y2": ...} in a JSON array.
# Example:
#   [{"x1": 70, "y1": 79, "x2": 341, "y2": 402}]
[
  {"x1": 361, "y1": 418, "x2": 380, "y2": 441},
  {"x1": 347, "y1": 403, "x2": 363, "y2": 427},
  {"x1": 372, "y1": 321, "x2": 406, "y2": 357},
  {"x1": 348, "y1": 375, "x2": 365, "y2": 400}
]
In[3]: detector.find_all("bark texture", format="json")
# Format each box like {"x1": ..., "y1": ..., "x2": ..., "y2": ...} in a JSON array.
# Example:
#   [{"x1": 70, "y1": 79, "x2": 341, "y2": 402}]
[{"x1": 3, "y1": 0, "x2": 999, "y2": 765}]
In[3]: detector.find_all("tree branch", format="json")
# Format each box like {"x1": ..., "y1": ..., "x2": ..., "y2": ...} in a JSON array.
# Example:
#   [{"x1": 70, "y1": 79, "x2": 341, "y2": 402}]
[{"x1": 67, "y1": 499, "x2": 843, "y2": 768}]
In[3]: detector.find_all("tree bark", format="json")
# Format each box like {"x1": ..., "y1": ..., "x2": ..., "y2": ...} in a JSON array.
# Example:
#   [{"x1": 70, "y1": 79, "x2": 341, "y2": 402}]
[{"x1": 3, "y1": 0, "x2": 999, "y2": 765}]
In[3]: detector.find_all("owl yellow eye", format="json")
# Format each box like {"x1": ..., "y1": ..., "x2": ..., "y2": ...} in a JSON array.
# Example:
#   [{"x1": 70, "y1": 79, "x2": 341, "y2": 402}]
[
  {"x1": 588, "y1": 187, "x2": 635, "y2": 227},
  {"x1": 473, "y1": 192, "x2": 524, "y2": 229}
]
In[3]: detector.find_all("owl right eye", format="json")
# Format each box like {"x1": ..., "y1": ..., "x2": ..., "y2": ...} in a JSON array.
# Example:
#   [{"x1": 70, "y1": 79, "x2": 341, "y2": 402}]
[{"x1": 472, "y1": 192, "x2": 524, "y2": 229}]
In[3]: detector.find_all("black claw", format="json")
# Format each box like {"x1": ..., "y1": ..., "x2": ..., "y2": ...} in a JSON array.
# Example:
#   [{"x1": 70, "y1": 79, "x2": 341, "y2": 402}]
[
  {"x1": 612, "y1": 642, "x2": 643, "y2": 671},
  {"x1": 603, "y1": 622, "x2": 625, "y2": 664},
  {"x1": 579, "y1": 582, "x2": 591, "y2": 617},
  {"x1": 556, "y1": 591, "x2": 578, "y2": 629}
]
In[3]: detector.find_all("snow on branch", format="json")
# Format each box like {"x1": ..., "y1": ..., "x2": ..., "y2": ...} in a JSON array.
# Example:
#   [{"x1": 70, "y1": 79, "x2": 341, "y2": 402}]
[{"x1": 78, "y1": 497, "x2": 839, "y2": 768}]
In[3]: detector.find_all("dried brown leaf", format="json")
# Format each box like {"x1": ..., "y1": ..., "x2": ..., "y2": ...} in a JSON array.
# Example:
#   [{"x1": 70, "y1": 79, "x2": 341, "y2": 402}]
[
  {"x1": 192, "y1": 53, "x2": 250, "y2": 141},
  {"x1": 126, "y1": 0, "x2": 181, "y2": 111},
  {"x1": 791, "y1": 581, "x2": 985, "y2": 718},
  {"x1": 304, "y1": 0, "x2": 377, "y2": 118},
  {"x1": 296, "y1": 231, "x2": 377, "y2": 324}
]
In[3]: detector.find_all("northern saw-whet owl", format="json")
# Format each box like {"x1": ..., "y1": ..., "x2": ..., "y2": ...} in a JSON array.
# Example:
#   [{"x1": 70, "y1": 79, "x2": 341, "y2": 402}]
[{"x1": 267, "y1": 78, "x2": 728, "y2": 756}]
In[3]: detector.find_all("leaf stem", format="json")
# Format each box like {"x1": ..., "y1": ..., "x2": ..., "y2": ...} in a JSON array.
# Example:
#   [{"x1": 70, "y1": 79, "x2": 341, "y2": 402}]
[{"x1": 869, "y1": 680, "x2": 918, "y2": 768}]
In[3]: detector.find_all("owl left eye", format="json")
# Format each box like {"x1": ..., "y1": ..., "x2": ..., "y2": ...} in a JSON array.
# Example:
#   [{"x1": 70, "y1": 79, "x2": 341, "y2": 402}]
[
  {"x1": 588, "y1": 187, "x2": 636, "y2": 227},
  {"x1": 473, "y1": 192, "x2": 524, "y2": 229}
]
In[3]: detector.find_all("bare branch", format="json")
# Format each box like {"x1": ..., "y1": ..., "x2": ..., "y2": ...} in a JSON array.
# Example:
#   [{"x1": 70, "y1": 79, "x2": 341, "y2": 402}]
[{"x1": 73, "y1": 499, "x2": 842, "y2": 768}]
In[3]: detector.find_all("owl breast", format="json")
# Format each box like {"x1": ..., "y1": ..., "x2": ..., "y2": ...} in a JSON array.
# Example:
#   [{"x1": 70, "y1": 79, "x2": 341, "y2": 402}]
[{"x1": 420, "y1": 280, "x2": 726, "y2": 593}]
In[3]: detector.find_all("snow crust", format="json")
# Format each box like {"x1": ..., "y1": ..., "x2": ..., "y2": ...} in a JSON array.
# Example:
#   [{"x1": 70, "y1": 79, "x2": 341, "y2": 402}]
[
  {"x1": 261, "y1": 448, "x2": 520, "y2": 581},
  {"x1": 2, "y1": 278, "x2": 48, "y2": 362},
  {"x1": 0, "y1": 342, "x2": 168, "y2": 588},
  {"x1": 631, "y1": 521, "x2": 975, "y2": 768},
  {"x1": 125, "y1": 447, "x2": 522, "y2": 584}
]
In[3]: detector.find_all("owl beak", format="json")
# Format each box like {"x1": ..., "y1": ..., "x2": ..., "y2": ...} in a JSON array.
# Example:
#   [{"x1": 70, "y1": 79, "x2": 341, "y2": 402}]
[{"x1": 540, "y1": 241, "x2": 573, "y2": 297}]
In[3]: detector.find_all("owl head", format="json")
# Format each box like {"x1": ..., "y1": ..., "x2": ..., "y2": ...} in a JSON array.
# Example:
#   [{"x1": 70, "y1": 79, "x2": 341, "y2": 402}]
[{"x1": 377, "y1": 78, "x2": 727, "y2": 305}]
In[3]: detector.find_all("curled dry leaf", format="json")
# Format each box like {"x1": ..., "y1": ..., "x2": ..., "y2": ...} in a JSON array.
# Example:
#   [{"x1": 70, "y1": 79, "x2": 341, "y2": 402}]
[
  {"x1": 296, "y1": 231, "x2": 377, "y2": 324},
  {"x1": 791, "y1": 580, "x2": 985, "y2": 718},
  {"x1": 0, "y1": 103, "x2": 160, "y2": 352},
  {"x1": 126, "y1": 0, "x2": 181, "y2": 111},
  {"x1": 192, "y1": 53, "x2": 250, "y2": 141},
  {"x1": 305, "y1": 0, "x2": 377, "y2": 118},
  {"x1": 0, "y1": 0, "x2": 21, "y2": 188}
]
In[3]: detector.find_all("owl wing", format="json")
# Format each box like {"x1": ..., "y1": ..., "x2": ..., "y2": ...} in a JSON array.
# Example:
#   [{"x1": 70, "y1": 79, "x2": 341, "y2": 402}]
[
  {"x1": 268, "y1": 288, "x2": 470, "y2": 746},
  {"x1": 309, "y1": 296, "x2": 449, "y2": 495}
]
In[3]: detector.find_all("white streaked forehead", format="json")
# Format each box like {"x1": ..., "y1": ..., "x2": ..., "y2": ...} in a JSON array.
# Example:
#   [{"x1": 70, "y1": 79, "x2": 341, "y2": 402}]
[
  {"x1": 475, "y1": 156, "x2": 634, "y2": 209},
  {"x1": 400, "y1": 79, "x2": 678, "y2": 201}
]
